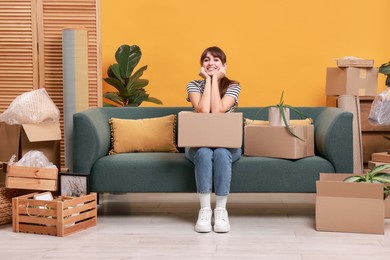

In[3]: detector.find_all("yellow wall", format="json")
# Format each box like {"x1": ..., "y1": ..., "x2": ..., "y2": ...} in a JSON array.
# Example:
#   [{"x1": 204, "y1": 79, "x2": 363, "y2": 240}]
[{"x1": 101, "y1": 0, "x2": 389, "y2": 107}]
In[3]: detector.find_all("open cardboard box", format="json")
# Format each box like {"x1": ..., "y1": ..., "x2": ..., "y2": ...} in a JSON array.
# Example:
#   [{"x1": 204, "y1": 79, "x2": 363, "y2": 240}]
[
  {"x1": 316, "y1": 173, "x2": 387, "y2": 234},
  {"x1": 244, "y1": 124, "x2": 314, "y2": 159},
  {"x1": 0, "y1": 122, "x2": 61, "y2": 169},
  {"x1": 177, "y1": 111, "x2": 243, "y2": 148}
]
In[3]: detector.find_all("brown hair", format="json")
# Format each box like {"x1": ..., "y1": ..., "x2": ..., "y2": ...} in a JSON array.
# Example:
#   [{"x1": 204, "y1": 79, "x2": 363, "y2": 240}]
[{"x1": 200, "y1": 46, "x2": 239, "y2": 98}]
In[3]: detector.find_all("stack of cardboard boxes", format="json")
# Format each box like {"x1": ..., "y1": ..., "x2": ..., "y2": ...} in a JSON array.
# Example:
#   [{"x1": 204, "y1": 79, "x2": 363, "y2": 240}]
[
  {"x1": 316, "y1": 59, "x2": 390, "y2": 234},
  {"x1": 0, "y1": 122, "x2": 61, "y2": 191}
]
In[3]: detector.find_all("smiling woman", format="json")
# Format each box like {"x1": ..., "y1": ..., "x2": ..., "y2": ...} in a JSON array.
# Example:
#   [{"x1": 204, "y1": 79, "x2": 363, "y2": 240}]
[{"x1": 101, "y1": 0, "x2": 390, "y2": 107}]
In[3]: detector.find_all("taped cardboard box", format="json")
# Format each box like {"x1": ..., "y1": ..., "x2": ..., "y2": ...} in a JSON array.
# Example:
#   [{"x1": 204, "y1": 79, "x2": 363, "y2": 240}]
[
  {"x1": 178, "y1": 112, "x2": 243, "y2": 148},
  {"x1": 316, "y1": 173, "x2": 385, "y2": 234},
  {"x1": 244, "y1": 124, "x2": 314, "y2": 159},
  {"x1": 326, "y1": 67, "x2": 378, "y2": 96},
  {"x1": 0, "y1": 122, "x2": 61, "y2": 169}
]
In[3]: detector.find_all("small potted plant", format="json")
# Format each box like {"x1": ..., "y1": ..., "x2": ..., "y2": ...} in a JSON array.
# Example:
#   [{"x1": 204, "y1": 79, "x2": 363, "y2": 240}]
[
  {"x1": 379, "y1": 61, "x2": 390, "y2": 88},
  {"x1": 103, "y1": 44, "x2": 163, "y2": 107},
  {"x1": 344, "y1": 164, "x2": 390, "y2": 197},
  {"x1": 255, "y1": 91, "x2": 310, "y2": 141}
]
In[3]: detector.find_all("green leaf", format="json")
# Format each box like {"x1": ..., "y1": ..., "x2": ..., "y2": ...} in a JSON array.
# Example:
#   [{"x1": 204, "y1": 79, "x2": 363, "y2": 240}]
[
  {"x1": 279, "y1": 106, "x2": 305, "y2": 142},
  {"x1": 103, "y1": 102, "x2": 117, "y2": 107},
  {"x1": 285, "y1": 105, "x2": 309, "y2": 119},
  {"x1": 369, "y1": 164, "x2": 390, "y2": 177},
  {"x1": 115, "y1": 44, "x2": 141, "y2": 79},
  {"x1": 127, "y1": 79, "x2": 149, "y2": 92},
  {"x1": 279, "y1": 90, "x2": 284, "y2": 105},
  {"x1": 144, "y1": 96, "x2": 163, "y2": 105},
  {"x1": 379, "y1": 62, "x2": 390, "y2": 75},
  {"x1": 372, "y1": 172, "x2": 390, "y2": 183},
  {"x1": 129, "y1": 65, "x2": 148, "y2": 84},
  {"x1": 107, "y1": 64, "x2": 125, "y2": 85},
  {"x1": 103, "y1": 77, "x2": 126, "y2": 94},
  {"x1": 103, "y1": 92, "x2": 124, "y2": 106},
  {"x1": 343, "y1": 175, "x2": 365, "y2": 182}
]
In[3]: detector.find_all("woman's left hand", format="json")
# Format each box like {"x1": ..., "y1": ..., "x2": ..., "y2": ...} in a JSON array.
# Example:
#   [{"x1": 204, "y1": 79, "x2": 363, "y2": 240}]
[{"x1": 214, "y1": 66, "x2": 226, "y2": 80}]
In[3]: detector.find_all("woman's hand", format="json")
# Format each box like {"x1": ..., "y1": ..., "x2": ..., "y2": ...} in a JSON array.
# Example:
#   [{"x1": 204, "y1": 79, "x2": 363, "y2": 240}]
[
  {"x1": 199, "y1": 67, "x2": 210, "y2": 80},
  {"x1": 214, "y1": 66, "x2": 226, "y2": 80}
]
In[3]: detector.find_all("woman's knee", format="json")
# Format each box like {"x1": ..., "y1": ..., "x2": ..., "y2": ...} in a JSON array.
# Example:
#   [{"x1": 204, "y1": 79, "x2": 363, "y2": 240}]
[
  {"x1": 214, "y1": 148, "x2": 232, "y2": 160},
  {"x1": 195, "y1": 147, "x2": 213, "y2": 160}
]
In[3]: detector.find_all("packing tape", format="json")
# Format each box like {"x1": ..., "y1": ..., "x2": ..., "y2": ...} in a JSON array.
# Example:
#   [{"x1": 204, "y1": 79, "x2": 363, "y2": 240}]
[{"x1": 359, "y1": 69, "x2": 367, "y2": 79}]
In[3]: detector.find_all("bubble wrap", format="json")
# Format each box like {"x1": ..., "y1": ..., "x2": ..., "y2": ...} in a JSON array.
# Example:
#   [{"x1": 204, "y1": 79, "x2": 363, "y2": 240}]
[
  {"x1": 368, "y1": 89, "x2": 390, "y2": 126},
  {"x1": 10, "y1": 150, "x2": 56, "y2": 168},
  {"x1": 0, "y1": 88, "x2": 59, "y2": 125}
]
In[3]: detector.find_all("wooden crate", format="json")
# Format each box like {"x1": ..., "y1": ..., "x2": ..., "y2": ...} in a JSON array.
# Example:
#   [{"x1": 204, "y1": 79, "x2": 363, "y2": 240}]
[
  {"x1": 12, "y1": 192, "x2": 97, "y2": 237},
  {"x1": 6, "y1": 166, "x2": 58, "y2": 191}
]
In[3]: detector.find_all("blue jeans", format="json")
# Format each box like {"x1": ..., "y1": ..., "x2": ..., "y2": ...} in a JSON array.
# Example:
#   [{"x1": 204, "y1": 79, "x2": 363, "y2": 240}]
[{"x1": 185, "y1": 147, "x2": 242, "y2": 196}]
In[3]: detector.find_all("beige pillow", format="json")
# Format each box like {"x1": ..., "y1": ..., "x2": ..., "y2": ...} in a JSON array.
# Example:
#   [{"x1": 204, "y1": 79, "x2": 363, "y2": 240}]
[{"x1": 109, "y1": 115, "x2": 178, "y2": 154}]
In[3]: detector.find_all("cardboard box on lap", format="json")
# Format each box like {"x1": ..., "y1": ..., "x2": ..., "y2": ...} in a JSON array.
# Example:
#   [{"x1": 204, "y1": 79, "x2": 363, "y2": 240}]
[
  {"x1": 244, "y1": 124, "x2": 314, "y2": 159},
  {"x1": 178, "y1": 112, "x2": 243, "y2": 148},
  {"x1": 316, "y1": 173, "x2": 386, "y2": 234},
  {"x1": 0, "y1": 122, "x2": 61, "y2": 168},
  {"x1": 326, "y1": 67, "x2": 378, "y2": 96}
]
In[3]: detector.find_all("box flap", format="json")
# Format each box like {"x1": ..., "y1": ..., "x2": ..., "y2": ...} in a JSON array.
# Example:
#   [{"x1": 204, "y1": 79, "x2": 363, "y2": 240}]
[
  {"x1": 0, "y1": 123, "x2": 21, "y2": 162},
  {"x1": 22, "y1": 123, "x2": 61, "y2": 142},
  {"x1": 316, "y1": 181, "x2": 383, "y2": 199}
]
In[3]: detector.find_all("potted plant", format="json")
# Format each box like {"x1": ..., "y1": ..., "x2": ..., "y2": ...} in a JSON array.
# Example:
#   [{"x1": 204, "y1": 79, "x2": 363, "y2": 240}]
[
  {"x1": 344, "y1": 163, "x2": 390, "y2": 197},
  {"x1": 379, "y1": 61, "x2": 390, "y2": 87},
  {"x1": 255, "y1": 91, "x2": 310, "y2": 141},
  {"x1": 103, "y1": 44, "x2": 163, "y2": 107}
]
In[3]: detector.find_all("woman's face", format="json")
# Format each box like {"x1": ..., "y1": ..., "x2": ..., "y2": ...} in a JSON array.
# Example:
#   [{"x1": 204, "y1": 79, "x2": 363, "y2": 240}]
[{"x1": 202, "y1": 52, "x2": 225, "y2": 76}]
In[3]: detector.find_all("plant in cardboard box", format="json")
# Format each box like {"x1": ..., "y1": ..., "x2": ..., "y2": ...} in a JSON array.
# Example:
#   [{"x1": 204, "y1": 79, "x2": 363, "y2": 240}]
[
  {"x1": 103, "y1": 44, "x2": 163, "y2": 107},
  {"x1": 254, "y1": 91, "x2": 310, "y2": 141},
  {"x1": 344, "y1": 164, "x2": 390, "y2": 197},
  {"x1": 379, "y1": 61, "x2": 390, "y2": 87}
]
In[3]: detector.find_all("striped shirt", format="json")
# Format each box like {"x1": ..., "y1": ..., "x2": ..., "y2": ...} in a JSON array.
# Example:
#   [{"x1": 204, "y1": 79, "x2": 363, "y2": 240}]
[{"x1": 186, "y1": 79, "x2": 241, "y2": 113}]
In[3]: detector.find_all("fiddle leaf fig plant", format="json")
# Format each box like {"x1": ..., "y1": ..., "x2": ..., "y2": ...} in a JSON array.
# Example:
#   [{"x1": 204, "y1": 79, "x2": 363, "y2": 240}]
[
  {"x1": 103, "y1": 44, "x2": 163, "y2": 107},
  {"x1": 255, "y1": 91, "x2": 310, "y2": 141},
  {"x1": 344, "y1": 164, "x2": 390, "y2": 197},
  {"x1": 379, "y1": 61, "x2": 390, "y2": 87}
]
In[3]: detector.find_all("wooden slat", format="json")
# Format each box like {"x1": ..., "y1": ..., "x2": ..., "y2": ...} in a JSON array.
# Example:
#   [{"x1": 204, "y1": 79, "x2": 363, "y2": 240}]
[{"x1": 0, "y1": 0, "x2": 37, "y2": 113}]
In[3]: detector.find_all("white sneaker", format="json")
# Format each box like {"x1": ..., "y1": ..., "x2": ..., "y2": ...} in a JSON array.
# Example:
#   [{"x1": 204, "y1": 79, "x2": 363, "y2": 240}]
[
  {"x1": 195, "y1": 207, "x2": 212, "y2": 233},
  {"x1": 214, "y1": 207, "x2": 230, "y2": 233}
]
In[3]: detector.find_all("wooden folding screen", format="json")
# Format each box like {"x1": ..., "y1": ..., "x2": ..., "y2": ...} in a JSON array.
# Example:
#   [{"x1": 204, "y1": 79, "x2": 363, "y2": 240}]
[{"x1": 0, "y1": 0, "x2": 101, "y2": 168}]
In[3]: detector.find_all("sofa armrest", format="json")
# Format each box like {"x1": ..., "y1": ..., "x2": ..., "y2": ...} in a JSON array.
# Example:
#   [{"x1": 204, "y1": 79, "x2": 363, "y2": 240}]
[
  {"x1": 73, "y1": 108, "x2": 110, "y2": 173},
  {"x1": 315, "y1": 107, "x2": 353, "y2": 173}
]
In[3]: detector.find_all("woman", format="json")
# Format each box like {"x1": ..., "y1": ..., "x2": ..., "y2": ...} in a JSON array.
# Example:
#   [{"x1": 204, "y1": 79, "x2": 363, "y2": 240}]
[{"x1": 185, "y1": 46, "x2": 241, "y2": 233}]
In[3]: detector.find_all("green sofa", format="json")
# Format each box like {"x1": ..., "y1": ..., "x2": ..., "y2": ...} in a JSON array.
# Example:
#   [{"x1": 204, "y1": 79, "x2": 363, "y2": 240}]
[{"x1": 73, "y1": 107, "x2": 353, "y2": 193}]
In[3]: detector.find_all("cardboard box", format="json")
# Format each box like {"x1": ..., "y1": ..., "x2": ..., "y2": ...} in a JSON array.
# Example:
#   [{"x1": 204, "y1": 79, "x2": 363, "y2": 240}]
[
  {"x1": 244, "y1": 124, "x2": 314, "y2": 159},
  {"x1": 12, "y1": 192, "x2": 97, "y2": 237},
  {"x1": 372, "y1": 152, "x2": 390, "y2": 163},
  {"x1": 326, "y1": 67, "x2": 378, "y2": 96},
  {"x1": 177, "y1": 112, "x2": 243, "y2": 148},
  {"x1": 6, "y1": 165, "x2": 58, "y2": 191},
  {"x1": 0, "y1": 122, "x2": 61, "y2": 168},
  {"x1": 337, "y1": 59, "x2": 374, "y2": 68},
  {"x1": 316, "y1": 173, "x2": 385, "y2": 234}
]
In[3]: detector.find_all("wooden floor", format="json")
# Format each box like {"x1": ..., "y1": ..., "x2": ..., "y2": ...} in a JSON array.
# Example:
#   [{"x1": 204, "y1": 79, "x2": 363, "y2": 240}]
[{"x1": 0, "y1": 190, "x2": 390, "y2": 260}]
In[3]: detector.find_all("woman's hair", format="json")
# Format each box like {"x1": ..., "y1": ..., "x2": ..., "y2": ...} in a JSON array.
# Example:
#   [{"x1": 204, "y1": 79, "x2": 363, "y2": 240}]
[{"x1": 200, "y1": 46, "x2": 239, "y2": 98}]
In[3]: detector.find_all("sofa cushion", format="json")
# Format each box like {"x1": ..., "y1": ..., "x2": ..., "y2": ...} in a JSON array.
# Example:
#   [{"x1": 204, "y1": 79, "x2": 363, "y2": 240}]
[{"x1": 109, "y1": 115, "x2": 178, "y2": 154}]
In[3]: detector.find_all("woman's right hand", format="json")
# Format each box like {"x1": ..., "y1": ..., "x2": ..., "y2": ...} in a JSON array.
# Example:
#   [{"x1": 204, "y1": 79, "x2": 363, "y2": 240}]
[{"x1": 199, "y1": 67, "x2": 210, "y2": 80}]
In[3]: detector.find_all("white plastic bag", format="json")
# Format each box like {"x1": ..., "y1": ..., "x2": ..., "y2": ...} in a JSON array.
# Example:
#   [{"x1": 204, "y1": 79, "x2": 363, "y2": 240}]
[
  {"x1": 0, "y1": 88, "x2": 60, "y2": 125},
  {"x1": 8, "y1": 150, "x2": 57, "y2": 168},
  {"x1": 368, "y1": 89, "x2": 390, "y2": 126}
]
